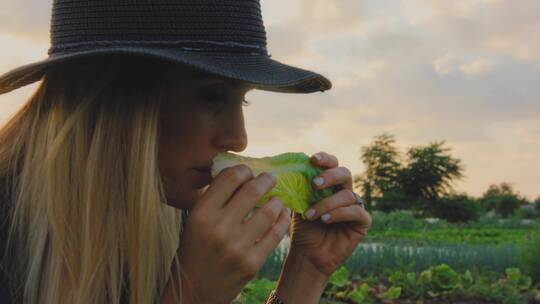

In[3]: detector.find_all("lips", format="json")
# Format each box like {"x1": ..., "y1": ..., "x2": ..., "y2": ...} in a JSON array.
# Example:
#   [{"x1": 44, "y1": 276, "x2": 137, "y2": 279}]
[
  {"x1": 194, "y1": 167, "x2": 211, "y2": 174},
  {"x1": 192, "y1": 167, "x2": 213, "y2": 188}
]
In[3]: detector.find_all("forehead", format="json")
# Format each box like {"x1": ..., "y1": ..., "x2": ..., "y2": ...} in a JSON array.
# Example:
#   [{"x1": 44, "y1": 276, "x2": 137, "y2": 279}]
[{"x1": 167, "y1": 65, "x2": 255, "y2": 92}]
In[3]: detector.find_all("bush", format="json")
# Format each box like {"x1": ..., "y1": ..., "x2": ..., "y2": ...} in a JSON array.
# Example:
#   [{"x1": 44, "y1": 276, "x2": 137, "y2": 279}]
[
  {"x1": 535, "y1": 196, "x2": 540, "y2": 212},
  {"x1": 430, "y1": 194, "x2": 481, "y2": 223},
  {"x1": 374, "y1": 190, "x2": 411, "y2": 213}
]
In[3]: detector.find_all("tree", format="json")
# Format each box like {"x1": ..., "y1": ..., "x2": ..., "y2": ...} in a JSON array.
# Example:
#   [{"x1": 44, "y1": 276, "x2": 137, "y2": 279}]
[
  {"x1": 480, "y1": 183, "x2": 526, "y2": 217},
  {"x1": 353, "y1": 174, "x2": 373, "y2": 211},
  {"x1": 495, "y1": 194, "x2": 521, "y2": 218},
  {"x1": 430, "y1": 193, "x2": 481, "y2": 223},
  {"x1": 398, "y1": 141, "x2": 465, "y2": 212},
  {"x1": 480, "y1": 182, "x2": 515, "y2": 211},
  {"x1": 374, "y1": 189, "x2": 411, "y2": 213},
  {"x1": 356, "y1": 133, "x2": 403, "y2": 209},
  {"x1": 534, "y1": 195, "x2": 540, "y2": 212}
]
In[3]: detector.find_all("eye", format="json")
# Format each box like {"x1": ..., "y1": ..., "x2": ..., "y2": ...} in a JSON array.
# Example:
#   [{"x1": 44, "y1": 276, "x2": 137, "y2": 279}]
[
  {"x1": 202, "y1": 94, "x2": 251, "y2": 107},
  {"x1": 202, "y1": 94, "x2": 226, "y2": 104}
]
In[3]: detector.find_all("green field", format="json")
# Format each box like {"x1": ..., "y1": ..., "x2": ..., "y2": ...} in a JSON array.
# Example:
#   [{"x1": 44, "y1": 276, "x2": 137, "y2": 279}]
[{"x1": 237, "y1": 211, "x2": 540, "y2": 304}]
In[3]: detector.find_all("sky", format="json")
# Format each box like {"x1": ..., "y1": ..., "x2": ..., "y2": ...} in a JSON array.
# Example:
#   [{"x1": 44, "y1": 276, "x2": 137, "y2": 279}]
[{"x1": 0, "y1": 0, "x2": 538, "y2": 201}]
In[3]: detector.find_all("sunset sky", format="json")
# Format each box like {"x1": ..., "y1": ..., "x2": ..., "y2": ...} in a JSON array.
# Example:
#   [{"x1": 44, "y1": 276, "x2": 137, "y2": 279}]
[{"x1": 0, "y1": 0, "x2": 538, "y2": 200}]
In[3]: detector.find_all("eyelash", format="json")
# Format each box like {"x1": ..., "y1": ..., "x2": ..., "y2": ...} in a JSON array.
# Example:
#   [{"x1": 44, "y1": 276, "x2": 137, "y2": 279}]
[{"x1": 204, "y1": 95, "x2": 251, "y2": 107}]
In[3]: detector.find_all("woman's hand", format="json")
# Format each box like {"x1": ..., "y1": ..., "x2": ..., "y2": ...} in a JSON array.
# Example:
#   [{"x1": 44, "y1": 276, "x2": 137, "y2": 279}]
[
  {"x1": 163, "y1": 165, "x2": 291, "y2": 304},
  {"x1": 288, "y1": 152, "x2": 372, "y2": 277}
]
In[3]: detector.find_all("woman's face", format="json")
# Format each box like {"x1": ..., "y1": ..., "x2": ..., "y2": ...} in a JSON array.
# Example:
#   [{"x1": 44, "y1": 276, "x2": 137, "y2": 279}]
[{"x1": 157, "y1": 67, "x2": 255, "y2": 210}]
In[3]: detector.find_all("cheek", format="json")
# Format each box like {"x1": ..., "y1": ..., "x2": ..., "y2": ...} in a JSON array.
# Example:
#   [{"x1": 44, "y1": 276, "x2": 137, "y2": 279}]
[
  {"x1": 157, "y1": 110, "x2": 190, "y2": 174},
  {"x1": 158, "y1": 132, "x2": 189, "y2": 182}
]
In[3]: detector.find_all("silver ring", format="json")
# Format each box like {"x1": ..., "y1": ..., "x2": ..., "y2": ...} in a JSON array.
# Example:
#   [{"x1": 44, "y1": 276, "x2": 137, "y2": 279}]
[{"x1": 352, "y1": 192, "x2": 364, "y2": 206}]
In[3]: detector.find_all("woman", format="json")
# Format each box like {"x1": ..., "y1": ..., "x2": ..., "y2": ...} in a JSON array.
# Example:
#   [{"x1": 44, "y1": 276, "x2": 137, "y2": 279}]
[{"x1": 0, "y1": 1, "x2": 372, "y2": 303}]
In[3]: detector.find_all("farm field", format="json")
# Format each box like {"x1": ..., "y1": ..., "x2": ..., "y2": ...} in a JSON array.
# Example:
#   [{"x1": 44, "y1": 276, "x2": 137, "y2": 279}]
[{"x1": 235, "y1": 211, "x2": 540, "y2": 304}]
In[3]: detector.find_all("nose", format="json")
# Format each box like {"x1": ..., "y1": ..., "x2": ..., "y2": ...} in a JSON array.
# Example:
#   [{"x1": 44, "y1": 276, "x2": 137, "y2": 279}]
[{"x1": 213, "y1": 109, "x2": 248, "y2": 153}]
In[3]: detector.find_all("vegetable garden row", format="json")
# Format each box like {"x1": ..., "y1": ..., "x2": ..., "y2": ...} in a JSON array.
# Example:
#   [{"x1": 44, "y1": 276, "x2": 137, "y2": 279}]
[{"x1": 236, "y1": 212, "x2": 540, "y2": 303}]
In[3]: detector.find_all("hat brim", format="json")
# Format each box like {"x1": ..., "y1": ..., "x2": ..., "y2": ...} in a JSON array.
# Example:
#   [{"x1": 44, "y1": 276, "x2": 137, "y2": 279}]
[{"x1": 0, "y1": 46, "x2": 332, "y2": 95}]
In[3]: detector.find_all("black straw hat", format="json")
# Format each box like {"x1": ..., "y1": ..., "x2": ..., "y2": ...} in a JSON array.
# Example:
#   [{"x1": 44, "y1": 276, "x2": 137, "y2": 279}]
[{"x1": 0, "y1": 0, "x2": 332, "y2": 95}]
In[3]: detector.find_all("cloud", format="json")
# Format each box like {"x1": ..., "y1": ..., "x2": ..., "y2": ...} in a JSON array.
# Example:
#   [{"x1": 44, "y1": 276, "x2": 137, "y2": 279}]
[
  {"x1": 237, "y1": 0, "x2": 540, "y2": 200},
  {"x1": 459, "y1": 59, "x2": 494, "y2": 76},
  {"x1": 0, "y1": 0, "x2": 52, "y2": 43},
  {"x1": 265, "y1": 0, "x2": 372, "y2": 63},
  {"x1": 433, "y1": 52, "x2": 495, "y2": 76},
  {"x1": 400, "y1": 0, "x2": 540, "y2": 66},
  {"x1": 295, "y1": 0, "x2": 371, "y2": 34},
  {"x1": 433, "y1": 52, "x2": 460, "y2": 75},
  {"x1": 0, "y1": 34, "x2": 48, "y2": 72},
  {"x1": 514, "y1": 120, "x2": 540, "y2": 145}
]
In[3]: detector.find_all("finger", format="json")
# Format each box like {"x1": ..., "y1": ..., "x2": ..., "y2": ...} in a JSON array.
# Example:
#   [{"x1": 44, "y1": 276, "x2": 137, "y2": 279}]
[
  {"x1": 319, "y1": 204, "x2": 372, "y2": 228},
  {"x1": 242, "y1": 197, "x2": 289, "y2": 245},
  {"x1": 310, "y1": 152, "x2": 339, "y2": 169},
  {"x1": 303, "y1": 189, "x2": 356, "y2": 221},
  {"x1": 223, "y1": 171, "x2": 277, "y2": 224},
  {"x1": 251, "y1": 207, "x2": 291, "y2": 260},
  {"x1": 311, "y1": 166, "x2": 353, "y2": 191},
  {"x1": 197, "y1": 164, "x2": 254, "y2": 211}
]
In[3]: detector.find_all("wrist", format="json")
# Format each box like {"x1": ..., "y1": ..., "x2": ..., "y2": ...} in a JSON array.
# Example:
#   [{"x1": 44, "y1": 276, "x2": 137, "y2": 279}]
[{"x1": 274, "y1": 249, "x2": 329, "y2": 304}]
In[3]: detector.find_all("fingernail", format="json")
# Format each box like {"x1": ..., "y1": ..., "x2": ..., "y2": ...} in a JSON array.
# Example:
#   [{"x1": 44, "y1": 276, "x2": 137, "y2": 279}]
[
  {"x1": 304, "y1": 208, "x2": 316, "y2": 220},
  {"x1": 321, "y1": 213, "x2": 331, "y2": 222},
  {"x1": 314, "y1": 154, "x2": 322, "y2": 161},
  {"x1": 313, "y1": 177, "x2": 325, "y2": 186},
  {"x1": 285, "y1": 208, "x2": 291, "y2": 217}
]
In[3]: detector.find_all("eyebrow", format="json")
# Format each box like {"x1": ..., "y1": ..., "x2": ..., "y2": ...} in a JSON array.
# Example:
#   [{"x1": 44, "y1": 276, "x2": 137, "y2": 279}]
[{"x1": 195, "y1": 77, "x2": 255, "y2": 92}]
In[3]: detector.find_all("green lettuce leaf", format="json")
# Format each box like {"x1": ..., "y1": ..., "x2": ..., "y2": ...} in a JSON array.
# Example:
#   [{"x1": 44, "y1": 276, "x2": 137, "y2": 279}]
[{"x1": 211, "y1": 152, "x2": 339, "y2": 216}]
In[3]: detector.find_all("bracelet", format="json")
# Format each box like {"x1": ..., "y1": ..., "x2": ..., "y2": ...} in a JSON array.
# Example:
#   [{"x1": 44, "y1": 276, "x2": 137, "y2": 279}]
[{"x1": 265, "y1": 290, "x2": 286, "y2": 304}]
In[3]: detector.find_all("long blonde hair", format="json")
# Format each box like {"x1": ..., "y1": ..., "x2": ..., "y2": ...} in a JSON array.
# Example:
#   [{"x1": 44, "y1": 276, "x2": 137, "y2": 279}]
[{"x1": 0, "y1": 55, "x2": 185, "y2": 304}]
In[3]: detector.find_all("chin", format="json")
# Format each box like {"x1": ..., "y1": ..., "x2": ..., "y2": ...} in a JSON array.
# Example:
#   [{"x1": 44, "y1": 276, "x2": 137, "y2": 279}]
[{"x1": 163, "y1": 185, "x2": 208, "y2": 211}]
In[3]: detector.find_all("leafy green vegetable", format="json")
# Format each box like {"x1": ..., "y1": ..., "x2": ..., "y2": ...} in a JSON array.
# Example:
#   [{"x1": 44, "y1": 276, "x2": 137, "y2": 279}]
[
  {"x1": 461, "y1": 270, "x2": 474, "y2": 289},
  {"x1": 348, "y1": 283, "x2": 372, "y2": 304},
  {"x1": 328, "y1": 266, "x2": 350, "y2": 288},
  {"x1": 239, "y1": 264, "x2": 538, "y2": 304},
  {"x1": 382, "y1": 286, "x2": 402, "y2": 300},
  {"x1": 239, "y1": 279, "x2": 276, "y2": 304},
  {"x1": 388, "y1": 270, "x2": 419, "y2": 298},
  {"x1": 211, "y1": 152, "x2": 339, "y2": 215},
  {"x1": 418, "y1": 264, "x2": 462, "y2": 298},
  {"x1": 505, "y1": 268, "x2": 532, "y2": 291}
]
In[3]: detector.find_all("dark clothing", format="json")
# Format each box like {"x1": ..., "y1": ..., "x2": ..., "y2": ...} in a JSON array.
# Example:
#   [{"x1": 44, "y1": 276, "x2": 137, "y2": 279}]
[
  {"x1": 0, "y1": 268, "x2": 10, "y2": 304},
  {"x1": 0, "y1": 180, "x2": 13, "y2": 304}
]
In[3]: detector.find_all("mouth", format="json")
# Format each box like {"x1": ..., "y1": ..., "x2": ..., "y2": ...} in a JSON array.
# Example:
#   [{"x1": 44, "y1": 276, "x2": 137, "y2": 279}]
[
  {"x1": 194, "y1": 166, "x2": 211, "y2": 174},
  {"x1": 192, "y1": 167, "x2": 213, "y2": 187},
  {"x1": 193, "y1": 166, "x2": 211, "y2": 172}
]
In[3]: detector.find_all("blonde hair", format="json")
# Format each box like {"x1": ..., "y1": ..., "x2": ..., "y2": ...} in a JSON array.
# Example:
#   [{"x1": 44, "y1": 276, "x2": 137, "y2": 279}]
[{"x1": 0, "y1": 55, "x2": 186, "y2": 303}]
